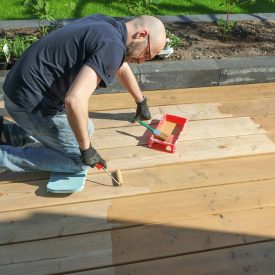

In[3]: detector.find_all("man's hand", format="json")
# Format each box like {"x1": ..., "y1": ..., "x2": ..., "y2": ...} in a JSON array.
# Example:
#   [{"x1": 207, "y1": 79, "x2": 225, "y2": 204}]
[
  {"x1": 133, "y1": 96, "x2": 151, "y2": 122},
  {"x1": 80, "y1": 144, "x2": 107, "y2": 168}
]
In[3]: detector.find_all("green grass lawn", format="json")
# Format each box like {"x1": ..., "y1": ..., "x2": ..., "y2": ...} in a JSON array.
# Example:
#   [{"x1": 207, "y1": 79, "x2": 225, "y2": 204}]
[{"x1": 1, "y1": 0, "x2": 275, "y2": 20}]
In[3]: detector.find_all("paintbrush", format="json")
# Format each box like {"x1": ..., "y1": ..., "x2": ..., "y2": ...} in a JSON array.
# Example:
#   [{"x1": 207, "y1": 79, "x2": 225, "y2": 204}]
[{"x1": 137, "y1": 119, "x2": 169, "y2": 141}]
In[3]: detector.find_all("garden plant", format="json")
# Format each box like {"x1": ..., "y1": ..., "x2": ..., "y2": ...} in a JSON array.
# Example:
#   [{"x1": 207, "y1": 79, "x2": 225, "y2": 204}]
[{"x1": 0, "y1": 0, "x2": 275, "y2": 67}]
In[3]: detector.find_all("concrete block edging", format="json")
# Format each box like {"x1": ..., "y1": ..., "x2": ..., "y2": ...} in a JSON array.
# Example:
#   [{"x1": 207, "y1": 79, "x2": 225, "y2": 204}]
[
  {"x1": 1, "y1": 13, "x2": 275, "y2": 94},
  {"x1": 1, "y1": 56, "x2": 275, "y2": 97},
  {"x1": 96, "y1": 56, "x2": 275, "y2": 94}
]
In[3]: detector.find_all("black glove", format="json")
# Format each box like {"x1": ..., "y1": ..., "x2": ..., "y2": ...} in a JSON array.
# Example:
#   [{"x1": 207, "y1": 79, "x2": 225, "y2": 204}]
[
  {"x1": 80, "y1": 144, "x2": 107, "y2": 168},
  {"x1": 133, "y1": 96, "x2": 152, "y2": 122}
]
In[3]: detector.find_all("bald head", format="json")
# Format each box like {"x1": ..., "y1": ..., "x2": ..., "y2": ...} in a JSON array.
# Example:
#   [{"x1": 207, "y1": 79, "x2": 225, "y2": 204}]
[
  {"x1": 125, "y1": 15, "x2": 166, "y2": 63},
  {"x1": 132, "y1": 16, "x2": 166, "y2": 53}
]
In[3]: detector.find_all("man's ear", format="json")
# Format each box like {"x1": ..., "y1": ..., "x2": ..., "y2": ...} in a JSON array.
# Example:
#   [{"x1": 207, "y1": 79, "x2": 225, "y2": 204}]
[{"x1": 134, "y1": 29, "x2": 149, "y2": 40}]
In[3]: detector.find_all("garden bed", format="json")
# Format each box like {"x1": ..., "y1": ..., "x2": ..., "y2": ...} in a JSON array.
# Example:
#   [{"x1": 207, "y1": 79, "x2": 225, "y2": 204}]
[
  {"x1": 164, "y1": 20, "x2": 275, "y2": 61},
  {"x1": 0, "y1": 19, "x2": 275, "y2": 67}
]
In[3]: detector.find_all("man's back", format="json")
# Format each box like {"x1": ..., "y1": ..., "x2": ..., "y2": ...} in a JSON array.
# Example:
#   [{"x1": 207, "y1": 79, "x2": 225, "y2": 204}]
[{"x1": 3, "y1": 14, "x2": 127, "y2": 115}]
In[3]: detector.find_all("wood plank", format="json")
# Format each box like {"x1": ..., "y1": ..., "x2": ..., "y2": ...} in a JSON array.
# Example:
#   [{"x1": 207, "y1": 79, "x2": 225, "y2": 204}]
[
  {"x1": 251, "y1": 113, "x2": 275, "y2": 132},
  {"x1": 2, "y1": 204, "x2": 275, "y2": 274},
  {"x1": 91, "y1": 97, "x2": 275, "y2": 129},
  {"x1": 2, "y1": 177, "x2": 275, "y2": 244},
  {"x1": 100, "y1": 134, "x2": 275, "y2": 172},
  {"x1": 90, "y1": 117, "x2": 266, "y2": 150},
  {"x1": 267, "y1": 132, "x2": 275, "y2": 143},
  {"x1": 2, "y1": 99, "x2": 275, "y2": 142},
  {"x1": 88, "y1": 82, "x2": 275, "y2": 111},
  {"x1": 1, "y1": 142, "x2": 274, "y2": 189},
  {"x1": 0, "y1": 136, "x2": 274, "y2": 211},
  {"x1": 1, "y1": 135, "x2": 275, "y2": 211},
  {"x1": 90, "y1": 102, "x2": 232, "y2": 129},
  {"x1": 2, "y1": 97, "x2": 275, "y2": 131},
  {"x1": 0, "y1": 171, "x2": 49, "y2": 184},
  {"x1": 0, "y1": 152, "x2": 275, "y2": 209},
  {"x1": 0, "y1": 120, "x2": 273, "y2": 185},
  {"x1": 219, "y1": 97, "x2": 275, "y2": 117},
  {"x1": 81, "y1": 240, "x2": 275, "y2": 275},
  {"x1": 2, "y1": 83, "x2": 275, "y2": 115}
]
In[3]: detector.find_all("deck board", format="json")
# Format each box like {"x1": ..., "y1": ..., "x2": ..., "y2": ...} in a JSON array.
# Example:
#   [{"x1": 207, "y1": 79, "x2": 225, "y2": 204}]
[
  {"x1": 88, "y1": 82, "x2": 275, "y2": 111},
  {"x1": 1, "y1": 135, "x2": 275, "y2": 213},
  {"x1": 2, "y1": 176, "x2": 275, "y2": 245},
  {"x1": 1, "y1": 152, "x2": 275, "y2": 211},
  {"x1": 81, "y1": 240, "x2": 275, "y2": 275},
  {"x1": 1, "y1": 82, "x2": 275, "y2": 274},
  {"x1": 90, "y1": 97, "x2": 275, "y2": 129},
  {"x1": 2, "y1": 200, "x2": 275, "y2": 273},
  {"x1": 90, "y1": 116, "x2": 267, "y2": 149}
]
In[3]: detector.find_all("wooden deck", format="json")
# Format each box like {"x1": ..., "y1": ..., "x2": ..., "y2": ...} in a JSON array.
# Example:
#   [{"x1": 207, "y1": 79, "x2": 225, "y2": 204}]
[{"x1": 1, "y1": 82, "x2": 275, "y2": 274}]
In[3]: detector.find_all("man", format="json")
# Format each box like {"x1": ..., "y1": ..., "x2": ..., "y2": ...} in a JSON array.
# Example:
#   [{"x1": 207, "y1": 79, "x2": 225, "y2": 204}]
[{"x1": 0, "y1": 14, "x2": 166, "y2": 173}]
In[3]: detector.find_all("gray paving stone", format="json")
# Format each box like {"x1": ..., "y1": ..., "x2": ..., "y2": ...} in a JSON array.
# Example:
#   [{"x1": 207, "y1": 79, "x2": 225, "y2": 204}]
[
  {"x1": 95, "y1": 64, "x2": 140, "y2": 94},
  {"x1": 1, "y1": 13, "x2": 275, "y2": 29},
  {"x1": 0, "y1": 19, "x2": 48, "y2": 29},
  {"x1": 138, "y1": 60, "x2": 221, "y2": 90},
  {"x1": 159, "y1": 13, "x2": 275, "y2": 23},
  {"x1": 0, "y1": 57, "x2": 275, "y2": 98},
  {"x1": 217, "y1": 57, "x2": 275, "y2": 85}
]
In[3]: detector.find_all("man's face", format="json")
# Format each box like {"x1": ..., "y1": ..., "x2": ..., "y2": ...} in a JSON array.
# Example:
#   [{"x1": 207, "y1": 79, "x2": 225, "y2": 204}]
[{"x1": 125, "y1": 35, "x2": 152, "y2": 64}]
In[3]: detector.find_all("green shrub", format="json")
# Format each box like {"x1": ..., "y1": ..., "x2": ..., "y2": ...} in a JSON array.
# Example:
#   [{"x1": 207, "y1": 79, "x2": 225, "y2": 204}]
[
  {"x1": 9, "y1": 35, "x2": 38, "y2": 61},
  {"x1": 217, "y1": 18, "x2": 237, "y2": 37},
  {"x1": 0, "y1": 37, "x2": 11, "y2": 63},
  {"x1": 24, "y1": 0, "x2": 55, "y2": 36},
  {"x1": 217, "y1": 0, "x2": 256, "y2": 39},
  {"x1": 166, "y1": 31, "x2": 182, "y2": 48},
  {"x1": 119, "y1": 0, "x2": 162, "y2": 16}
]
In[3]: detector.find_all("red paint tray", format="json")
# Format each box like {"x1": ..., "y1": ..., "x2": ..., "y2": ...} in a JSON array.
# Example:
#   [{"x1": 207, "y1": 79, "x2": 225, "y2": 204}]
[{"x1": 148, "y1": 114, "x2": 187, "y2": 153}]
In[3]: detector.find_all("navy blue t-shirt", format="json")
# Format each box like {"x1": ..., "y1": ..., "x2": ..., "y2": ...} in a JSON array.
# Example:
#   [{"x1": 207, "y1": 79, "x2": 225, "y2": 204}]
[{"x1": 3, "y1": 14, "x2": 127, "y2": 115}]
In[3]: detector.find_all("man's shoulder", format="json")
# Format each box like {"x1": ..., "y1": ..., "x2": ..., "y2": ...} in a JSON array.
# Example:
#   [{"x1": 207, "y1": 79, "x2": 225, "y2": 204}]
[{"x1": 75, "y1": 14, "x2": 120, "y2": 29}]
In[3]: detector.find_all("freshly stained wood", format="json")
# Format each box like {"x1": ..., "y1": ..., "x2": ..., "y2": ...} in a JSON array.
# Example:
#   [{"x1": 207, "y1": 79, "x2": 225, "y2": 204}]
[
  {"x1": 1, "y1": 151, "x2": 275, "y2": 209},
  {"x1": 219, "y1": 97, "x2": 275, "y2": 117},
  {"x1": 251, "y1": 113, "x2": 275, "y2": 132},
  {"x1": 1, "y1": 135, "x2": 275, "y2": 212},
  {"x1": 91, "y1": 97, "x2": 275, "y2": 129},
  {"x1": 267, "y1": 132, "x2": 275, "y2": 143},
  {"x1": 1, "y1": 204, "x2": 275, "y2": 274},
  {"x1": 89, "y1": 82, "x2": 275, "y2": 111},
  {"x1": 1, "y1": 83, "x2": 275, "y2": 274},
  {"x1": 2, "y1": 177, "x2": 275, "y2": 244},
  {"x1": 83, "y1": 240, "x2": 275, "y2": 275},
  {"x1": 91, "y1": 102, "x2": 232, "y2": 129}
]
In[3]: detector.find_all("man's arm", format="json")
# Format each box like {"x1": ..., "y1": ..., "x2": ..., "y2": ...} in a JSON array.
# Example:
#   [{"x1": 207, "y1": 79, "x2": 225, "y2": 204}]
[
  {"x1": 116, "y1": 62, "x2": 151, "y2": 121},
  {"x1": 65, "y1": 65, "x2": 100, "y2": 150},
  {"x1": 116, "y1": 62, "x2": 144, "y2": 102}
]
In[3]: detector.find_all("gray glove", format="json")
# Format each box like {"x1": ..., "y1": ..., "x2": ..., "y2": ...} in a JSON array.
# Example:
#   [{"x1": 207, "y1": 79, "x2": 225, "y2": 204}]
[
  {"x1": 133, "y1": 96, "x2": 151, "y2": 122},
  {"x1": 80, "y1": 144, "x2": 107, "y2": 168}
]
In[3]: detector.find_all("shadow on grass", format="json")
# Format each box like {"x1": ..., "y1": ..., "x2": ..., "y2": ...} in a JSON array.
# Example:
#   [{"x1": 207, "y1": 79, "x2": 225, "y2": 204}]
[
  {"x1": 72, "y1": 0, "x2": 129, "y2": 18},
  {"x1": 157, "y1": 0, "x2": 275, "y2": 15},
  {"x1": 4, "y1": 0, "x2": 275, "y2": 21}
]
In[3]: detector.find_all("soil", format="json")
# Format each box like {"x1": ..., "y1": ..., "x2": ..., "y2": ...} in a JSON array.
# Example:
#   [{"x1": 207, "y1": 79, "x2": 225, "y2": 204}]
[
  {"x1": 163, "y1": 20, "x2": 275, "y2": 61},
  {"x1": 1, "y1": 20, "x2": 275, "y2": 63}
]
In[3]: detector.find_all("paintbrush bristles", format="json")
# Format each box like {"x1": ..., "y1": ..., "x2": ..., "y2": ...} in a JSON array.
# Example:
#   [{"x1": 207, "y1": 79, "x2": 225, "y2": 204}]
[
  {"x1": 154, "y1": 130, "x2": 169, "y2": 141},
  {"x1": 159, "y1": 132, "x2": 169, "y2": 140},
  {"x1": 137, "y1": 119, "x2": 169, "y2": 141}
]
